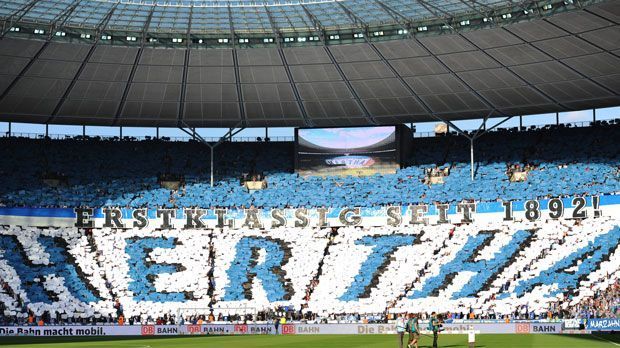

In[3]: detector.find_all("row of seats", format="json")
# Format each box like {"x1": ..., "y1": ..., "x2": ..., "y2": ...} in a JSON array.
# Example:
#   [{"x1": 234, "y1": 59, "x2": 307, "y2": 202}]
[
  {"x1": 0, "y1": 124, "x2": 618, "y2": 209},
  {"x1": 0, "y1": 217, "x2": 617, "y2": 321}
]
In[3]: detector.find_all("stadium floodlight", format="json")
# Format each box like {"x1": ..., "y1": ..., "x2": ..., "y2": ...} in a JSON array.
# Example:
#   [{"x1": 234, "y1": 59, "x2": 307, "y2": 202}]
[
  {"x1": 101, "y1": 35, "x2": 111, "y2": 40},
  {"x1": 417, "y1": 26, "x2": 428, "y2": 31},
  {"x1": 502, "y1": 13, "x2": 512, "y2": 19},
  {"x1": 328, "y1": 34, "x2": 339, "y2": 40},
  {"x1": 198, "y1": 39, "x2": 204, "y2": 44},
  {"x1": 80, "y1": 33, "x2": 91, "y2": 39},
  {"x1": 238, "y1": 38, "x2": 248, "y2": 43},
  {"x1": 34, "y1": 29, "x2": 44, "y2": 35},
  {"x1": 218, "y1": 38, "x2": 228, "y2": 43},
  {"x1": 354, "y1": 33, "x2": 364, "y2": 38},
  {"x1": 397, "y1": 29, "x2": 408, "y2": 35},
  {"x1": 309, "y1": 36, "x2": 319, "y2": 41},
  {"x1": 297, "y1": 37, "x2": 306, "y2": 42},
  {"x1": 9, "y1": 27, "x2": 19, "y2": 32},
  {"x1": 284, "y1": 37, "x2": 294, "y2": 42},
  {"x1": 263, "y1": 38, "x2": 273, "y2": 43},
  {"x1": 460, "y1": 20, "x2": 470, "y2": 26},
  {"x1": 543, "y1": 4, "x2": 553, "y2": 10},
  {"x1": 172, "y1": 38, "x2": 183, "y2": 43},
  {"x1": 126, "y1": 36, "x2": 137, "y2": 41},
  {"x1": 55, "y1": 31, "x2": 66, "y2": 37},
  {"x1": 483, "y1": 17, "x2": 493, "y2": 22}
]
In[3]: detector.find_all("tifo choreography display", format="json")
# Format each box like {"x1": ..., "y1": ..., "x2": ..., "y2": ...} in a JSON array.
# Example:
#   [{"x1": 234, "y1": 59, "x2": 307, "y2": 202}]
[
  {"x1": 0, "y1": 212, "x2": 618, "y2": 322},
  {"x1": 69, "y1": 195, "x2": 605, "y2": 229}
]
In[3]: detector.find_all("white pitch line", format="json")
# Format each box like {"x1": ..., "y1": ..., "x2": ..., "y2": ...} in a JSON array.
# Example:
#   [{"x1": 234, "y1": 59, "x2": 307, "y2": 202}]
[{"x1": 592, "y1": 333, "x2": 620, "y2": 347}]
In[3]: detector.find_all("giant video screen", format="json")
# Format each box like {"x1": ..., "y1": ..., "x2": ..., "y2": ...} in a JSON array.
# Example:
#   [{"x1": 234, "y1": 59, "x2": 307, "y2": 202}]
[{"x1": 295, "y1": 126, "x2": 399, "y2": 176}]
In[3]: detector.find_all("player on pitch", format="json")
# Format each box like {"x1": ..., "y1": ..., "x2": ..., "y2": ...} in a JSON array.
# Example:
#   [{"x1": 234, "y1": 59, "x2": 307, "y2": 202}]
[
  {"x1": 406, "y1": 313, "x2": 419, "y2": 348},
  {"x1": 396, "y1": 313, "x2": 407, "y2": 348},
  {"x1": 429, "y1": 312, "x2": 441, "y2": 348}
]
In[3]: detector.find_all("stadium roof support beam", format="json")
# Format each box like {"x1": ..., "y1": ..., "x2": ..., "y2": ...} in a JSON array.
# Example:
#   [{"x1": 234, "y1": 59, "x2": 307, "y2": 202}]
[
  {"x1": 264, "y1": 6, "x2": 313, "y2": 127},
  {"x1": 472, "y1": 29, "x2": 572, "y2": 109},
  {"x1": 336, "y1": 2, "x2": 369, "y2": 32},
  {"x1": 583, "y1": 6, "x2": 619, "y2": 25},
  {"x1": 473, "y1": 114, "x2": 514, "y2": 140},
  {"x1": 422, "y1": 4, "x2": 574, "y2": 110},
  {"x1": 323, "y1": 45, "x2": 377, "y2": 125},
  {"x1": 467, "y1": 114, "x2": 514, "y2": 180},
  {"x1": 177, "y1": 5, "x2": 194, "y2": 127},
  {"x1": 47, "y1": 0, "x2": 83, "y2": 41},
  {"x1": 300, "y1": 4, "x2": 326, "y2": 43},
  {"x1": 113, "y1": 5, "x2": 155, "y2": 127},
  {"x1": 0, "y1": 0, "x2": 40, "y2": 38},
  {"x1": 178, "y1": 121, "x2": 244, "y2": 187},
  {"x1": 0, "y1": 0, "x2": 83, "y2": 106},
  {"x1": 338, "y1": 0, "x2": 487, "y2": 138},
  {"x1": 516, "y1": 12, "x2": 618, "y2": 96},
  {"x1": 47, "y1": 2, "x2": 119, "y2": 124},
  {"x1": 408, "y1": 3, "x2": 510, "y2": 118},
  {"x1": 228, "y1": 5, "x2": 247, "y2": 128},
  {"x1": 505, "y1": 0, "x2": 542, "y2": 16},
  {"x1": 416, "y1": 0, "x2": 454, "y2": 21},
  {"x1": 470, "y1": 138, "x2": 475, "y2": 180},
  {"x1": 373, "y1": 0, "x2": 413, "y2": 30},
  {"x1": 263, "y1": 5, "x2": 280, "y2": 38},
  {"x1": 342, "y1": 2, "x2": 507, "y2": 181},
  {"x1": 471, "y1": 110, "x2": 493, "y2": 139},
  {"x1": 460, "y1": 0, "x2": 493, "y2": 17},
  {"x1": 309, "y1": 4, "x2": 377, "y2": 125},
  {"x1": 539, "y1": 17, "x2": 620, "y2": 90},
  {"x1": 0, "y1": 43, "x2": 50, "y2": 106},
  {"x1": 413, "y1": 0, "x2": 574, "y2": 112}
]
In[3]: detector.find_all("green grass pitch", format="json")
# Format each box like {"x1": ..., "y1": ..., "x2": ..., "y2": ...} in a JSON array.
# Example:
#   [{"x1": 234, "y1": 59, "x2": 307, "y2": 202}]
[{"x1": 0, "y1": 334, "x2": 619, "y2": 348}]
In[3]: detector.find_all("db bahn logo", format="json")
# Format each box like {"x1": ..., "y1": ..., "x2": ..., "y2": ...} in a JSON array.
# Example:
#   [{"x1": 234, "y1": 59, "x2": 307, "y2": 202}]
[
  {"x1": 234, "y1": 325, "x2": 248, "y2": 334},
  {"x1": 141, "y1": 325, "x2": 155, "y2": 335},
  {"x1": 281, "y1": 324, "x2": 296, "y2": 335},
  {"x1": 187, "y1": 325, "x2": 201, "y2": 334},
  {"x1": 515, "y1": 323, "x2": 530, "y2": 333}
]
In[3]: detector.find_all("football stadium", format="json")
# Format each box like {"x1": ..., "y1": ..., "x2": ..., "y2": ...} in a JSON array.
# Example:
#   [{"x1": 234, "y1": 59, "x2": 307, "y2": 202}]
[{"x1": 0, "y1": 0, "x2": 619, "y2": 347}]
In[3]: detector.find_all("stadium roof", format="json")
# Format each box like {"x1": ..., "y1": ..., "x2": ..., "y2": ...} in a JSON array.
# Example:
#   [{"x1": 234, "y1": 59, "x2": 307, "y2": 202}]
[
  {"x1": 0, "y1": 0, "x2": 618, "y2": 127},
  {"x1": 0, "y1": 0, "x2": 588, "y2": 35}
]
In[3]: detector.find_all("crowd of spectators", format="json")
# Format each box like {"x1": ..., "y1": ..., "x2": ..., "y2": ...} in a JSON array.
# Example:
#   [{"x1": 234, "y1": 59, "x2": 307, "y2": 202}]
[
  {"x1": 0, "y1": 123, "x2": 617, "y2": 209},
  {"x1": 0, "y1": 122, "x2": 618, "y2": 328},
  {"x1": 565, "y1": 280, "x2": 619, "y2": 319}
]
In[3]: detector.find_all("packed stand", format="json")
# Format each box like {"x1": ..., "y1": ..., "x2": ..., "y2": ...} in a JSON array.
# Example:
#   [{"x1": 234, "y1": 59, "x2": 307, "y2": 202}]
[{"x1": 0, "y1": 123, "x2": 618, "y2": 209}]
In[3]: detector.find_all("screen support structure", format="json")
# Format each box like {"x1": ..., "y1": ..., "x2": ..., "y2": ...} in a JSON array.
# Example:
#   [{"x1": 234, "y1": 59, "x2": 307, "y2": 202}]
[
  {"x1": 461, "y1": 114, "x2": 514, "y2": 180},
  {"x1": 178, "y1": 121, "x2": 245, "y2": 187}
]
